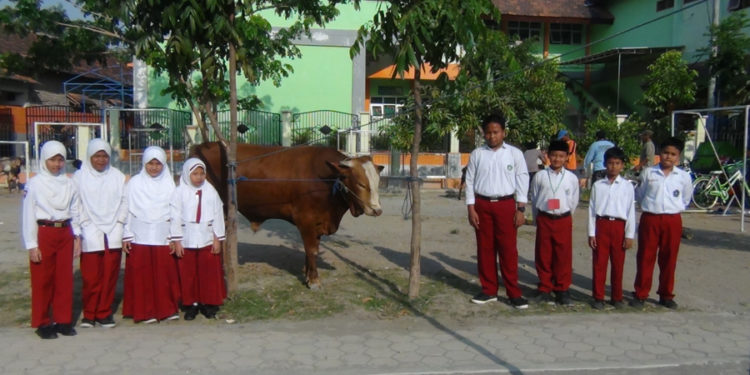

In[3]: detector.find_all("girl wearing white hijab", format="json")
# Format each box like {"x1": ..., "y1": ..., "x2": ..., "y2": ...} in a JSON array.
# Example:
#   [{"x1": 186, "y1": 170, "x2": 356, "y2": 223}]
[
  {"x1": 21, "y1": 140, "x2": 81, "y2": 339},
  {"x1": 170, "y1": 158, "x2": 226, "y2": 320},
  {"x1": 122, "y1": 146, "x2": 180, "y2": 323},
  {"x1": 73, "y1": 139, "x2": 127, "y2": 328}
]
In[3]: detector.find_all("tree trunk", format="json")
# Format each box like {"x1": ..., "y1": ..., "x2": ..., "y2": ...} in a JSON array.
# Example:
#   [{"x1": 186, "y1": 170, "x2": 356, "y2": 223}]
[
  {"x1": 224, "y1": 19, "x2": 240, "y2": 294},
  {"x1": 408, "y1": 71, "x2": 423, "y2": 299}
]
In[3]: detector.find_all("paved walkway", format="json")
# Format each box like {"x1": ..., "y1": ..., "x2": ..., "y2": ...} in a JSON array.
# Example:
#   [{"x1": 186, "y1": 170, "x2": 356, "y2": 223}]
[{"x1": 1, "y1": 311, "x2": 748, "y2": 374}]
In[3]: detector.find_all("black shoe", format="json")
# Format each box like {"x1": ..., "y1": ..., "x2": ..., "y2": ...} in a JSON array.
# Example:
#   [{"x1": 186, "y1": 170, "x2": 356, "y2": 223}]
[
  {"x1": 629, "y1": 298, "x2": 645, "y2": 308},
  {"x1": 591, "y1": 299, "x2": 605, "y2": 310},
  {"x1": 184, "y1": 305, "x2": 199, "y2": 321},
  {"x1": 56, "y1": 323, "x2": 77, "y2": 336},
  {"x1": 509, "y1": 297, "x2": 529, "y2": 310},
  {"x1": 659, "y1": 298, "x2": 678, "y2": 309},
  {"x1": 35, "y1": 325, "x2": 58, "y2": 339},
  {"x1": 201, "y1": 305, "x2": 219, "y2": 319},
  {"x1": 96, "y1": 316, "x2": 116, "y2": 328},
  {"x1": 534, "y1": 292, "x2": 555, "y2": 305},
  {"x1": 555, "y1": 290, "x2": 572, "y2": 306},
  {"x1": 80, "y1": 318, "x2": 95, "y2": 328},
  {"x1": 612, "y1": 300, "x2": 626, "y2": 309},
  {"x1": 470, "y1": 292, "x2": 497, "y2": 305}
]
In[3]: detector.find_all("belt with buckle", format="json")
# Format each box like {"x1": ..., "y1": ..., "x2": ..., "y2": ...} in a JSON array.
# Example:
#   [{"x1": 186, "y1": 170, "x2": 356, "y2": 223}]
[
  {"x1": 539, "y1": 211, "x2": 571, "y2": 219},
  {"x1": 476, "y1": 194, "x2": 514, "y2": 202},
  {"x1": 596, "y1": 215, "x2": 625, "y2": 222},
  {"x1": 36, "y1": 219, "x2": 71, "y2": 228}
]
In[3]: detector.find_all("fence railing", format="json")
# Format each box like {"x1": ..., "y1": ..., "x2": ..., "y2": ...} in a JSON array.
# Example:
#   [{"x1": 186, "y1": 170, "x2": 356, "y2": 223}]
[
  {"x1": 292, "y1": 110, "x2": 359, "y2": 146},
  {"x1": 0, "y1": 108, "x2": 13, "y2": 157},
  {"x1": 212, "y1": 109, "x2": 282, "y2": 145}
]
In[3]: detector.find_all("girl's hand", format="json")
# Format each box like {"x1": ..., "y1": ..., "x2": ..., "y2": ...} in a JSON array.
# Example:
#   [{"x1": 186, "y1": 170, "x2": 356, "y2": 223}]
[
  {"x1": 211, "y1": 237, "x2": 222, "y2": 254},
  {"x1": 29, "y1": 248, "x2": 42, "y2": 263},
  {"x1": 123, "y1": 241, "x2": 131, "y2": 254},
  {"x1": 172, "y1": 241, "x2": 184, "y2": 258}
]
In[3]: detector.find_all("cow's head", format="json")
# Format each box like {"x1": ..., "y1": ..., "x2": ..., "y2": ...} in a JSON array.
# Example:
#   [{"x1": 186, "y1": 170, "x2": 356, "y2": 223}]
[{"x1": 327, "y1": 156, "x2": 384, "y2": 217}]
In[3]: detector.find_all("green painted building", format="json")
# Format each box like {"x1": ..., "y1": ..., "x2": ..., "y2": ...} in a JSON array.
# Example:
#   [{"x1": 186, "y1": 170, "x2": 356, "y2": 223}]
[{"x1": 143, "y1": 0, "x2": 750, "y2": 134}]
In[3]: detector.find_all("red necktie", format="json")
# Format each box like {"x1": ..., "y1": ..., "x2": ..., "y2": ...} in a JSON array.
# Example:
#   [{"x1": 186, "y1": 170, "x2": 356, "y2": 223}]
[{"x1": 195, "y1": 190, "x2": 202, "y2": 223}]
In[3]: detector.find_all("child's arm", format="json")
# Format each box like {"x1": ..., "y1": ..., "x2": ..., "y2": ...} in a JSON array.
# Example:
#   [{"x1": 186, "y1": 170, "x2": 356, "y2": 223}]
[
  {"x1": 680, "y1": 172, "x2": 693, "y2": 209},
  {"x1": 624, "y1": 184, "x2": 636, "y2": 249},
  {"x1": 588, "y1": 183, "x2": 597, "y2": 249},
  {"x1": 169, "y1": 189, "x2": 184, "y2": 258},
  {"x1": 21, "y1": 181, "x2": 40, "y2": 261},
  {"x1": 465, "y1": 152, "x2": 480, "y2": 229},
  {"x1": 569, "y1": 174, "x2": 580, "y2": 214},
  {"x1": 70, "y1": 189, "x2": 82, "y2": 258},
  {"x1": 212, "y1": 189, "x2": 226, "y2": 255},
  {"x1": 116, "y1": 183, "x2": 129, "y2": 227}
]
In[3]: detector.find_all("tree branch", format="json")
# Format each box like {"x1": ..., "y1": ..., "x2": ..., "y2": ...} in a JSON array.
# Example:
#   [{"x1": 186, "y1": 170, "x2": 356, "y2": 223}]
[{"x1": 54, "y1": 21, "x2": 128, "y2": 42}]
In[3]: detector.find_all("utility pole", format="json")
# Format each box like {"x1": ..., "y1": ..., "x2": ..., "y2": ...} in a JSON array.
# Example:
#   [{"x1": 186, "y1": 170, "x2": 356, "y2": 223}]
[{"x1": 707, "y1": 0, "x2": 720, "y2": 107}]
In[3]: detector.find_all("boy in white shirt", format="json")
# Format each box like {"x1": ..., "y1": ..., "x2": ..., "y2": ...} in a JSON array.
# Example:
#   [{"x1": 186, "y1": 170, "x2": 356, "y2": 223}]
[
  {"x1": 587, "y1": 147, "x2": 635, "y2": 310},
  {"x1": 631, "y1": 137, "x2": 692, "y2": 309},
  {"x1": 531, "y1": 140, "x2": 580, "y2": 306}
]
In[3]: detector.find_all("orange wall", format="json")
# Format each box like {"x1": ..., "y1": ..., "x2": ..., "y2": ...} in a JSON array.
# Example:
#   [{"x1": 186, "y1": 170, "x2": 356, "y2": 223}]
[
  {"x1": 0, "y1": 106, "x2": 27, "y2": 135},
  {"x1": 371, "y1": 151, "x2": 471, "y2": 167}
]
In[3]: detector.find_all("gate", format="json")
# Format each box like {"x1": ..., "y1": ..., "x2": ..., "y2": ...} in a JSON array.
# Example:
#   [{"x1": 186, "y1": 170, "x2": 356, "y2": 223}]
[
  {"x1": 0, "y1": 108, "x2": 13, "y2": 157},
  {"x1": 25, "y1": 105, "x2": 103, "y2": 159},
  {"x1": 106, "y1": 108, "x2": 192, "y2": 175},
  {"x1": 213, "y1": 109, "x2": 282, "y2": 145},
  {"x1": 292, "y1": 110, "x2": 358, "y2": 146}
]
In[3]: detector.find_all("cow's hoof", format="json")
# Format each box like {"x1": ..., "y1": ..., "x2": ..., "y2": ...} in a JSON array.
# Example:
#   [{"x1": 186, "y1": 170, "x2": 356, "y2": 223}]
[{"x1": 307, "y1": 281, "x2": 322, "y2": 290}]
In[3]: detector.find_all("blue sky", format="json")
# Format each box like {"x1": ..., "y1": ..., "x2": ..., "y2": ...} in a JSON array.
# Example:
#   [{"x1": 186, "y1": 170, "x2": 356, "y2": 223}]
[{"x1": 0, "y1": 0, "x2": 85, "y2": 20}]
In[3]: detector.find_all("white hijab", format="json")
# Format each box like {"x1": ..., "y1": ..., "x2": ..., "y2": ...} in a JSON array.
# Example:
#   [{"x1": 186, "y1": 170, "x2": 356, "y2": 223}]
[
  {"x1": 73, "y1": 139, "x2": 125, "y2": 234},
  {"x1": 176, "y1": 157, "x2": 221, "y2": 223},
  {"x1": 37, "y1": 140, "x2": 74, "y2": 211},
  {"x1": 128, "y1": 146, "x2": 174, "y2": 223}
]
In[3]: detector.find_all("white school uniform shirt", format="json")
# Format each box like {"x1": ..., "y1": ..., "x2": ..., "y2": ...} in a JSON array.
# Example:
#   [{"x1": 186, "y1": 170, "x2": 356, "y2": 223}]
[
  {"x1": 636, "y1": 165, "x2": 692, "y2": 214},
  {"x1": 73, "y1": 139, "x2": 129, "y2": 252},
  {"x1": 587, "y1": 175, "x2": 636, "y2": 239},
  {"x1": 22, "y1": 140, "x2": 80, "y2": 250},
  {"x1": 465, "y1": 143, "x2": 529, "y2": 205},
  {"x1": 169, "y1": 158, "x2": 226, "y2": 248},
  {"x1": 123, "y1": 146, "x2": 175, "y2": 246},
  {"x1": 531, "y1": 167, "x2": 580, "y2": 215}
]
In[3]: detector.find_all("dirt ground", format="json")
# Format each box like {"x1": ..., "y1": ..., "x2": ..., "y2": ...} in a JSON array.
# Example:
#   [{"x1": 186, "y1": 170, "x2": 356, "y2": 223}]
[{"x1": 1, "y1": 187, "x2": 749, "y2": 324}]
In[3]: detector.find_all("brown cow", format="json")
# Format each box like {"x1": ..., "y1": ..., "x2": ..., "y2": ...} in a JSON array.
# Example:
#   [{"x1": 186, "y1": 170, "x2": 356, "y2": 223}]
[{"x1": 191, "y1": 142, "x2": 383, "y2": 288}]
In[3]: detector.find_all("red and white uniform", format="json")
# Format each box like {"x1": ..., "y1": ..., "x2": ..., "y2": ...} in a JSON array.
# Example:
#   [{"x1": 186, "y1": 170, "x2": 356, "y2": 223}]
[
  {"x1": 73, "y1": 139, "x2": 128, "y2": 322},
  {"x1": 170, "y1": 158, "x2": 226, "y2": 307},
  {"x1": 22, "y1": 141, "x2": 80, "y2": 328},
  {"x1": 588, "y1": 175, "x2": 635, "y2": 302},
  {"x1": 122, "y1": 146, "x2": 179, "y2": 321},
  {"x1": 531, "y1": 167, "x2": 579, "y2": 293},
  {"x1": 633, "y1": 165, "x2": 692, "y2": 301},
  {"x1": 465, "y1": 143, "x2": 528, "y2": 299}
]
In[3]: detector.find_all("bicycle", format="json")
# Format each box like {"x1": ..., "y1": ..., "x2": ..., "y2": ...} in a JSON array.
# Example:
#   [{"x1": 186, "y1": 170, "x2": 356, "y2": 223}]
[{"x1": 691, "y1": 161, "x2": 750, "y2": 210}]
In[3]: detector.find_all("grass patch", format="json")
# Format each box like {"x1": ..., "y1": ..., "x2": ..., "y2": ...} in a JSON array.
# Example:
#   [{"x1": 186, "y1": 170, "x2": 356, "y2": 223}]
[{"x1": 0, "y1": 270, "x2": 31, "y2": 326}]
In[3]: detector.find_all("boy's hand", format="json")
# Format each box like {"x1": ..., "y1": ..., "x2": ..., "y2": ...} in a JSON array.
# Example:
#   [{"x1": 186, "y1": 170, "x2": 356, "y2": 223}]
[
  {"x1": 513, "y1": 210, "x2": 525, "y2": 228},
  {"x1": 73, "y1": 237, "x2": 81, "y2": 258},
  {"x1": 623, "y1": 238, "x2": 634, "y2": 250},
  {"x1": 467, "y1": 205, "x2": 480, "y2": 229},
  {"x1": 29, "y1": 248, "x2": 42, "y2": 263},
  {"x1": 588, "y1": 236, "x2": 597, "y2": 250}
]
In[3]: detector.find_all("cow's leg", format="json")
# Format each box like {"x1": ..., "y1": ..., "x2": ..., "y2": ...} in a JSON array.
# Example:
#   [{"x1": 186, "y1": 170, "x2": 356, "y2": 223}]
[{"x1": 300, "y1": 229, "x2": 322, "y2": 290}]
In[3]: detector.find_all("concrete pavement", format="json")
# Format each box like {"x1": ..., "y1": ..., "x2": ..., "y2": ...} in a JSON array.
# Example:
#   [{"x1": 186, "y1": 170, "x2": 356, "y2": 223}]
[{"x1": 1, "y1": 311, "x2": 748, "y2": 374}]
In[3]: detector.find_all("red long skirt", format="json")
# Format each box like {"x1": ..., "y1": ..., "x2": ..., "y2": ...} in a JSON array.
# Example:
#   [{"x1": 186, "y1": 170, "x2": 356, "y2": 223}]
[
  {"x1": 122, "y1": 244, "x2": 180, "y2": 321},
  {"x1": 178, "y1": 246, "x2": 227, "y2": 306}
]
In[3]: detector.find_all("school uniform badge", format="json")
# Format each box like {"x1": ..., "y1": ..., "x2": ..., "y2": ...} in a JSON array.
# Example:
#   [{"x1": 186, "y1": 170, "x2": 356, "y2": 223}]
[
  {"x1": 673, "y1": 189, "x2": 679, "y2": 197},
  {"x1": 507, "y1": 164, "x2": 513, "y2": 171}
]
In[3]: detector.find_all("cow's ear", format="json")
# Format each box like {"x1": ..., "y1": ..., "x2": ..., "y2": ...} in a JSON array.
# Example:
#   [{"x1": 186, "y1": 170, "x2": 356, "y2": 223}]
[
  {"x1": 326, "y1": 160, "x2": 345, "y2": 175},
  {"x1": 376, "y1": 164, "x2": 385, "y2": 173},
  {"x1": 339, "y1": 159, "x2": 353, "y2": 168}
]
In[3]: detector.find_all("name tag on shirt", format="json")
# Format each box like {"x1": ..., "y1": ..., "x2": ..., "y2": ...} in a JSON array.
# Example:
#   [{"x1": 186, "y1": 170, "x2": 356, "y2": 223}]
[{"x1": 547, "y1": 198, "x2": 560, "y2": 210}]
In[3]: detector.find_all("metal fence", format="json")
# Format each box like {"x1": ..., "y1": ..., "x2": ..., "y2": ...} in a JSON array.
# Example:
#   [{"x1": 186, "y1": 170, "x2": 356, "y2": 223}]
[
  {"x1": 110, "y1": 108, "x2": 192, "y2": 151},
  {"x1": 292, "y1": 110, "x2": 358, "y2": 146},
  {"x1": 0, "y1": 108, "x2": 13, "y2": 157},
  {"x1": 213, "y1": 109, "x2": 282, "y2": 145},
  {"x1": 25, "y1": 106, "x2": 103, "y2": 158}
]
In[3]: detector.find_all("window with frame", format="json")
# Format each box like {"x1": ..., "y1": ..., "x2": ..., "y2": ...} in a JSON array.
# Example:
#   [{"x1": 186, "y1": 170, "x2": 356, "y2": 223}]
[
  {"x1": 550, "y1": 23, "x2": 583, "y2": 45},
  {"x1": 507, "y1": 21, "x2": 542, "y2": 41},
  {"x1": 657, "y1": 0, "x2": 674, "y2": 11},
  {"x1": 684, "y1": 0, "x2": 698, "y2": 3},
  {"x1": 728, "y1": 0, "x2": 750, "y2": 11},
  {"x1": 370, "y1": 96, "x2": 406, "y2": 119}
]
